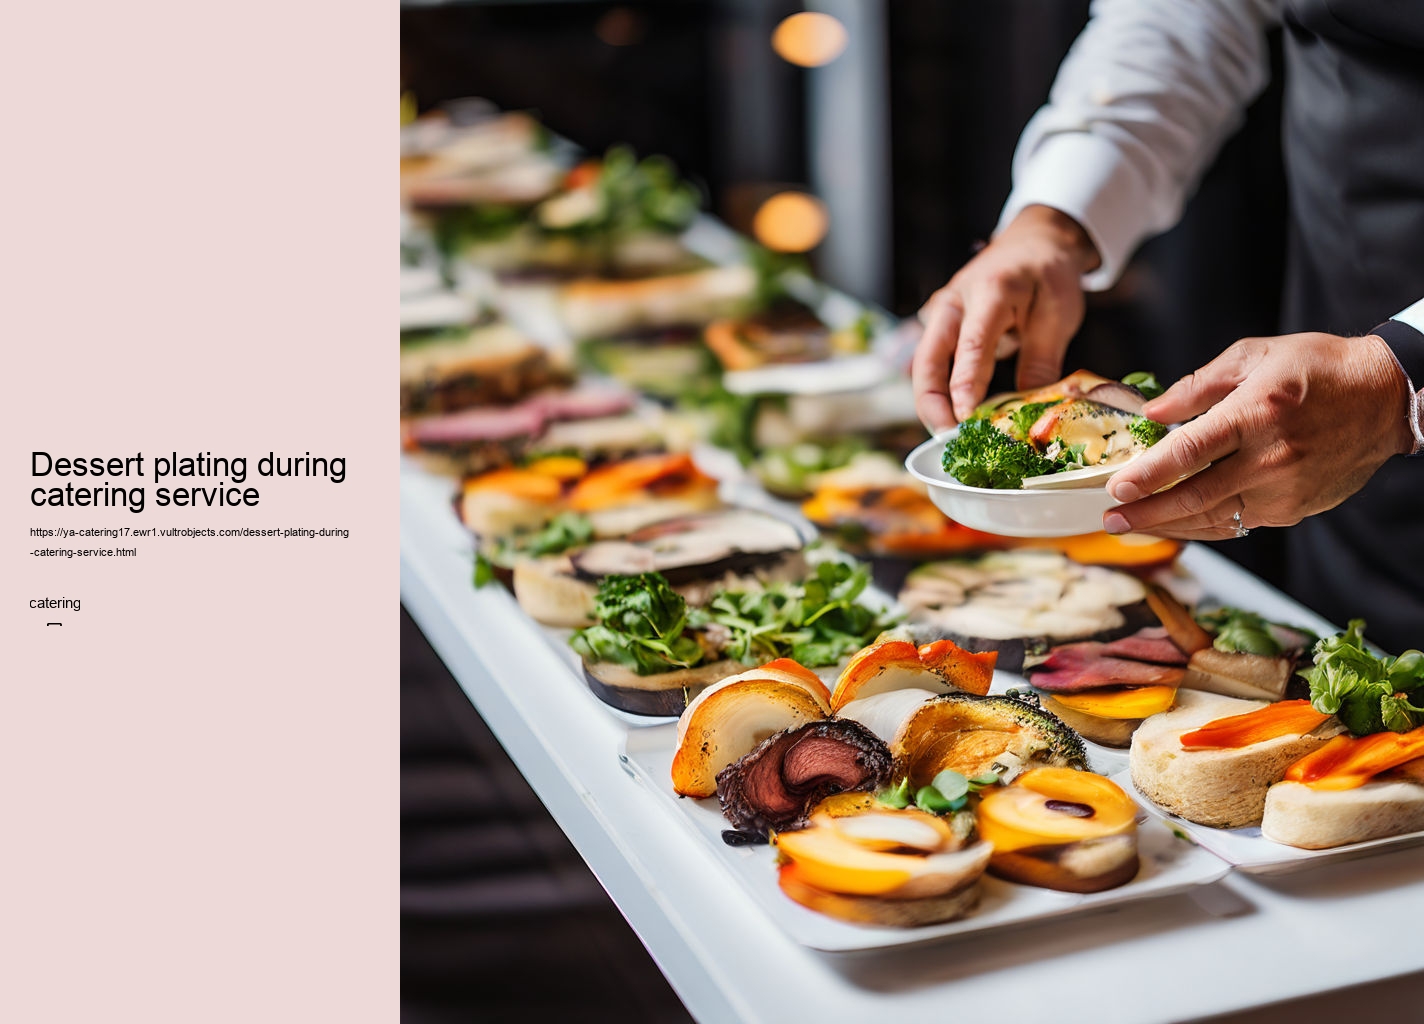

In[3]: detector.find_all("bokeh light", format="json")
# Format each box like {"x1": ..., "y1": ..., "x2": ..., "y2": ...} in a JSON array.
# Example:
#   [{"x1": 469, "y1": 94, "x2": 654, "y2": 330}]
[
  {"x1": 771, "y1": 12, "x2": 848, "y2": 68},
  {"x1": 752, "y1": 191, "x2": 829, "y2": 252}
]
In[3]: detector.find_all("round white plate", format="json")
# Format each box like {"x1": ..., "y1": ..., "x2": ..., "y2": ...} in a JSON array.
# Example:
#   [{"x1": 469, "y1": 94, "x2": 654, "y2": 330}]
[{"x1": 904, "y1": 428, "x2": 1123, "y2": 537}]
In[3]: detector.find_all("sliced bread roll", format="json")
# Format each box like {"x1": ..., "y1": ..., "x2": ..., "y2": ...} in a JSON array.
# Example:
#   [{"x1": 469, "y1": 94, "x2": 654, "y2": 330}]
[
  {"x1": 1129, "y1": 690, "x2": 1333, "y2": 829},
  {"x1": 1261, "y1": 776, "x2": 1424, "y2": 849}
]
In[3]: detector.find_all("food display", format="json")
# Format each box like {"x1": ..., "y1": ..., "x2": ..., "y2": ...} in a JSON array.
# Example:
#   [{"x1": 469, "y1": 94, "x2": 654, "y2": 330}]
[
  {"x1": 1129, "y1": 620, "x2": 1424, "y2": 851},
  {"x1": 401, "y1": 101, "x2": 1424, "y2": 942}
]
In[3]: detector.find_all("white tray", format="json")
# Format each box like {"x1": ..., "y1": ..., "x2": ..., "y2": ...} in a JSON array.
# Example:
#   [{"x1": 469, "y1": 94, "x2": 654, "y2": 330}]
[
  {"x1": 620, "y1": 725, "x2": 1231, "y2": 952},
  {"x1": 1114, "y1": 769, "x2": 1424, "y2": 875}
]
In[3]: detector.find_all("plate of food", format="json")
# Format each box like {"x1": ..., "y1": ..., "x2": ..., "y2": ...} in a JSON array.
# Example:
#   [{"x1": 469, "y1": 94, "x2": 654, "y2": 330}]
[
  {"x1": 1120, "y1": 620, "x2": 1424, "y2": 873},
  {"x1": 618, "y1": 642, "x2": 1230, "y2": 951},
  {"x1": 904, "y1": 370, "x2": 1173, "y2": 537}
]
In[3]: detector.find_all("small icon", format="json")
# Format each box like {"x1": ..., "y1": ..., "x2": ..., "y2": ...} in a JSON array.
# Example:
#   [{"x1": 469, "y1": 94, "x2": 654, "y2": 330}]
[{"x1": 46, "y1": 622, "x2": 62, "y2": 626}]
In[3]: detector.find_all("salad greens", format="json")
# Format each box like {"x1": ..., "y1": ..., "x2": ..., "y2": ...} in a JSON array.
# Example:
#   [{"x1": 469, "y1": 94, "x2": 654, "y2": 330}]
[
  {"x1": 570, "y1": 572, "x2": 705, "y2": 675},
  {"x1": 689, "y1": 560, "x2": 900, "y2": 667},
  {"x1": 1300, "y1": 620, "x2": 1424, "y2": 735}
]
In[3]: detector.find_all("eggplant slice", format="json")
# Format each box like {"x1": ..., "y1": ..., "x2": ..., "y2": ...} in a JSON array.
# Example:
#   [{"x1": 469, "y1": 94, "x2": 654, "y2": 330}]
[{"x1": 582, "y1": 658, "x2": 744, "y2": 717}]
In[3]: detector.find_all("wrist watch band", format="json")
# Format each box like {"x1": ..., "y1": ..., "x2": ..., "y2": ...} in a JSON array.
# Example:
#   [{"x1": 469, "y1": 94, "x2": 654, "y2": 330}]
[{"x1": 1371, "y1": 313, "x2": 1424, "y2": 457}]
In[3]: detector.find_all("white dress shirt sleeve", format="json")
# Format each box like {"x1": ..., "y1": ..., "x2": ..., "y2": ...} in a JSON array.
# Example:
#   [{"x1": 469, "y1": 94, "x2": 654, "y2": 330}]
[
  {"x1": 1382, "y1": 297, "x2": 1424, "y2": 454},
  {"x1": 997, "y1": 0, "x2": 1282, "y2": 291}
]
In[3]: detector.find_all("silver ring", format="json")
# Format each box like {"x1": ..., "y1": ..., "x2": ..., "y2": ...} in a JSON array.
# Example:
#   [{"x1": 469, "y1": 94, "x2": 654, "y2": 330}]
[{"x1": 1233, "y1": 510, "x2": 1250, "y2": 539}]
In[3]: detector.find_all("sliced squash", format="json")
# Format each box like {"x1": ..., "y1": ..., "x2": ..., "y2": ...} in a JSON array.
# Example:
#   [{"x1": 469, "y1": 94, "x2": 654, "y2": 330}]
[{"x1": 1049, "y1": 685, "x2": 1178, "y2": 721}]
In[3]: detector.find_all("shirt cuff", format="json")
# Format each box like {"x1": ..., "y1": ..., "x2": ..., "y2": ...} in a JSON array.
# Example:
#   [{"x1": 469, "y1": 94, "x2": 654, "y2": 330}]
[
  {"x1": 996, "y1": 131, "x2": 1161, "y2": 293},
  {"x1": 1372, "y1": 314, "x2": 1424, "y2": 456}
]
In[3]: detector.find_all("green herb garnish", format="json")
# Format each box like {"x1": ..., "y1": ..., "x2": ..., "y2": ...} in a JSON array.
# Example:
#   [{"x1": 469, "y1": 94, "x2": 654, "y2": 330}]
[
  {"x1": 877, "y1": 777, "x2": 912, "y2": 809},
  {"x1": 473, "y1": 551, "x2": 497, "y2": 589},
  {"x1": 569, "y1": 572, "x2": 705, "y2": 675},
  {"x1": 1299, "y1": 619, "x2": 1424, "y2": 735},
  {"x1": 514, "y1": 513, "x2": 593, "y2": 558},
  {"x1": 1122, "y1": 371, "x2": 1165, "y2": 399},
  {"x1": 689, "y1": 560, "x2": 899, "y2": 667},
  {"x1": 1197, "y1": 608, "x2": 1285, "y2": 656}
]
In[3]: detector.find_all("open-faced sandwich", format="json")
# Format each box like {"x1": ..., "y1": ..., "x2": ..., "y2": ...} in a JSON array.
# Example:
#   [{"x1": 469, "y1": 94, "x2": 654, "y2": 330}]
[
  {"x1": 667, "y1": 640, "x2": 1140, "y2": 926},
  {"x1": 517, "y1": 506, "x2": 809, "y2": 629},
  {"x1": 560, "y1": 554, "x2": 897, "y2": 715},
  {"x1": 702, "y1": 303, "x2": 872, "y2": 372},
  {"x1": 556, "y1": 263, "x2": 759, "y2": 340},
  {"x1": 941, "y1": 370, "x2": 1170, "y2": 490},
  {"x1": 898, "y1": 549, "x2": 1158, "y2": 674},
  {"x1": 1026, "y1": 587, "x2": 1317, "y2": 747},
  {"x1": 1131, "y1": 620, "x2": 1424, "y2": 848},
  {"x1": 424, "y1": 145, "x2": 703, "y2": 278},
  {"x1": 399, "y1": 318, "x2": 571, "y2": 417},
  {"x1": 402, "y1": 384, "x2": 639, "y2": 477},
  {"x1": 459, "y1": 450, "x2": 717, "y2": 544}
]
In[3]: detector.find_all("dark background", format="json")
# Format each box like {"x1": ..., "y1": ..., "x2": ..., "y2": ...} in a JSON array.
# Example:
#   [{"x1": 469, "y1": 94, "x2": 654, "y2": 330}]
[{"x1": 401, "y1": 4, "x2": 1291, "y2": 1019}]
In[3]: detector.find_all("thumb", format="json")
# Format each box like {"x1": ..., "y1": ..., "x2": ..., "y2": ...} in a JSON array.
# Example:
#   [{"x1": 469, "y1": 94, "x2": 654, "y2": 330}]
[{"x1": 1143, "y1": 339, "x2": 1263, "y2": 423}]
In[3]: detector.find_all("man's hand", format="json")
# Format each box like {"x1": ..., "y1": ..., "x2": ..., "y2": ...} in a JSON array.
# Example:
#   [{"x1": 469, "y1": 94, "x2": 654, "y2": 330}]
[
  {"x1": 912, "y1": 204, "x2": 1099, "y2": 431},
  {"x1": 1104, "y1": 332, "x2": 1417, "y2": 540}
]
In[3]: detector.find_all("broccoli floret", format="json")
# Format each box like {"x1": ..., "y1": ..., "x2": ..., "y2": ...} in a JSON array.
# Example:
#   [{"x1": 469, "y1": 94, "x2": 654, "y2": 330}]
[
  {"x1": 1129, "y1": 416, "x2": 1169, "y2": 447},
  {"x1": 943, "y1": 418, "x2": 1059, "y2": 489}
]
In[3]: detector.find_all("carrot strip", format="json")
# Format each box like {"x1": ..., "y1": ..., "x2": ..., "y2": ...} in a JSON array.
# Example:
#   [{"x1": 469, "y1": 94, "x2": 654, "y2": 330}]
[
  {"x1": 1284, "y1": 728, "x2": 1424, "y2": 791},
  {"x1": 1179, "y1": 699, "x2": 1331, "y2": 750}
]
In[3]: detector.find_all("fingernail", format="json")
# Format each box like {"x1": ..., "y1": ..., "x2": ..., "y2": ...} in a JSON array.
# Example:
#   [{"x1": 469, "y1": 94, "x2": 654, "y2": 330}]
[
  {"x1": 1110, "y1": 480, "x2": 1140, "y2": 503},
  {"x1": 1104, "y1": 512, "x2": 1130, "y2": 535}
]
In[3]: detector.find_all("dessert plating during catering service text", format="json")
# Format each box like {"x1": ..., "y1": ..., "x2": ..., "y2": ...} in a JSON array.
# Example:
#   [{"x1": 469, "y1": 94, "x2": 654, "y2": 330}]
[{"x1": 28, "y1": 450, "x2": 347, "y2": 512}]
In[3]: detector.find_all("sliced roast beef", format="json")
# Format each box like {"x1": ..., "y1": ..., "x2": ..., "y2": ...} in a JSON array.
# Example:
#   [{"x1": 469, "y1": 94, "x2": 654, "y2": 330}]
[
  {"x1": 1028, "y1": 642, "x2": 1186, "y2": 692},
  {"x1": 405, "y1": 385, "x2": 634, "y2": 447},
  {"x1": 1098, "y1": 627, "x2": 1188, "y2": 666},
  {"x1": 716, "y1": 719, "x2": 893, "y2": 835}
]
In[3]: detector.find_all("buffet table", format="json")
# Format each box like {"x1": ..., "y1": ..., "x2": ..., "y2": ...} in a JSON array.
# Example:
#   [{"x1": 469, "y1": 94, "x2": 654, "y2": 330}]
[{"x1": 401, "y1": 456, "x2": 1424, "y2": 1024}]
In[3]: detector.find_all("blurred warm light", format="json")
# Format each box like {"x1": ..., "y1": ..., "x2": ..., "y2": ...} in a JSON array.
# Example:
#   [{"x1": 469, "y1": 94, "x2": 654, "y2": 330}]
[
  {"x1": 596, "y1": 7, "x2": 646, "y2": 47},
  {"x1": 753, "y1": 191, "x2": 829, "y2": 252},
  {"x1": 772, "y1": 12, "x2": 848, "y2": 68}
]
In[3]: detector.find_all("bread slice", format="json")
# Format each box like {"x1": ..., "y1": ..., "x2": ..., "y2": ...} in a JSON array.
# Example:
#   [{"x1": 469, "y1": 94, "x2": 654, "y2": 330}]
[
  {"x1": 1129, "y1": 690, "x2": 1334, "y2": 828},
  {"x1": 1261, "y1": 776, "x2": 1424, "y2": 849}
]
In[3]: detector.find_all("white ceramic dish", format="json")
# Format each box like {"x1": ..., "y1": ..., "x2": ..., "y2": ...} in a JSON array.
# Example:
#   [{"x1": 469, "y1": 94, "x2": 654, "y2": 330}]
[
  {"x1": 905, "y1": 429, "x2": 1124, "y2": 537},
  {"x1": 620, "y1": 726, "x2": 1230, "y2": 952},
  {"x1": 1114, "y1": 769, "x2": 1424, "y2": 875}
]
